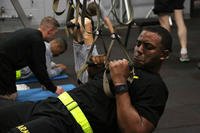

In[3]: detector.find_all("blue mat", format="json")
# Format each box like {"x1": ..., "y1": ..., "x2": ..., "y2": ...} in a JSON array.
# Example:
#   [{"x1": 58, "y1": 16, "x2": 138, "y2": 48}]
[
  {"x1": 16, "y1": 84, "x2": 76, "y2": 102},
  {"x1": 16, "y1": 74, "x2": 68, "y2": 84}
]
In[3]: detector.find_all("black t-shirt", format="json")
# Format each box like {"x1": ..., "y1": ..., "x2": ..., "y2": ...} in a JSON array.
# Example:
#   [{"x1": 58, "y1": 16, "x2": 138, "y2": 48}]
[
  {"x1": 68, "y1": 68, "x2": 168, "y2": 132},
  {"x1": 0, "y1": 28, "x2": 56, "y2": 92}
]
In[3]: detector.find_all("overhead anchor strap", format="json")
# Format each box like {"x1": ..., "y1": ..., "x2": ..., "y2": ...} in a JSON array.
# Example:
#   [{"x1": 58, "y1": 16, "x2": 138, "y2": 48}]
[{"x1": 52, "y1": 0, "x2": 66, "y2": 15}]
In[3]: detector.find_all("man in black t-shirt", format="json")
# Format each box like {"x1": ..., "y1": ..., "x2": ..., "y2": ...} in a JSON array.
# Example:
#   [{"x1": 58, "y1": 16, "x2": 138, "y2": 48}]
[
  {"x1": 0, "y1": 26, "x2": 172, "y2": 133},
  {"x1": 0, "y1": 16, "x2": 65, "y2": 102}
]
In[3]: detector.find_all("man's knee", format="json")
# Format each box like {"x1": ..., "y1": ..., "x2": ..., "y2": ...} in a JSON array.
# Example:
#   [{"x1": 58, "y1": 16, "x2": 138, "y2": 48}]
[{"x1": 0, "y1": 92, "x2": 17, "y2": 101}]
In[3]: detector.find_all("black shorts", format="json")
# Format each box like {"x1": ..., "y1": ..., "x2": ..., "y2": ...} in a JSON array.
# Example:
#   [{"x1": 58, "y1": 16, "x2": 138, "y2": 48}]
[
  {"x1": 0, "y1": 98, "x2": 83, "y2": 133},
  {"x1": 153, "y1": 0, "x2": 185, "y2": 14}
]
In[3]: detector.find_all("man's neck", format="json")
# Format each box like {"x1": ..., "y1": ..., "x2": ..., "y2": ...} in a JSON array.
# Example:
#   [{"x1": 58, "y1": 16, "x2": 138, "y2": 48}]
[{"x1": 146, "y1": 65, "x2": 161, "y2": 74}]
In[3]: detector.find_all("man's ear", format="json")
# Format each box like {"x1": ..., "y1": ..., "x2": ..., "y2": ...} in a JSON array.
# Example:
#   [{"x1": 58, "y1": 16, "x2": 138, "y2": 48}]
[
  {"x1": 47, "y1": 28, "x2": 53, "y2": 34},
  {"x1": 160, "y1": 50, "x2": 170, "y2": 60}
]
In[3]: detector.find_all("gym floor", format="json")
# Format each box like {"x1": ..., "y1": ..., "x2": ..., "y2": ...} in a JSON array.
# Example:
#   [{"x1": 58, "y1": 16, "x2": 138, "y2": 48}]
[{"x1": 0, "y1": 15, "x2": 200, "y2": 133}]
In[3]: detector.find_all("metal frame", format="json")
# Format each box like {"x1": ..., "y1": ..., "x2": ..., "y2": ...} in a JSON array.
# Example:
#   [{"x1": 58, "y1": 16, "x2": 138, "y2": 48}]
[{"x1": 10, "y1": 0, "x2": 30, "y2": 27}]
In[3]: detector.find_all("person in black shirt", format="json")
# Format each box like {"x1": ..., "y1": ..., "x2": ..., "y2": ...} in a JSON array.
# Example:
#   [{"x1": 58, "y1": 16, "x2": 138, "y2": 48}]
[
  {"x1": 0, "y1": 16, "x2": 65, "y2": 102},
  {"x1": 0, "y1": 25, "x2": 172, "y2": 133}
]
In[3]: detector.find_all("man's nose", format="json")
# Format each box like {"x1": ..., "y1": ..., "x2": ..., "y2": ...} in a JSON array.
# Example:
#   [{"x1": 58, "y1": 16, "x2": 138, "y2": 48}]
[{"x1": 136, "y1": 44, "x2": 144, "y2": 53}]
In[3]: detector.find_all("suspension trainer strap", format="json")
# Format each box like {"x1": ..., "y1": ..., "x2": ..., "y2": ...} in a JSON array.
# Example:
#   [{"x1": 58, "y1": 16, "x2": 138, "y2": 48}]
[
  {"x1": 68, "y1": 0, "x2": 81, "y2": 42},
  {"x1": 111, "y1": 0, "x2": 134, "y2": 25},
  {"x1": 81, "y1": 0, "x2": 87, "y2": 29},
  {"x1": 66, "y1": 0, "x2": 75, "y2": 22},
  {"x1": 103, "y1": 39, "x2": 115, "y2": 97},
  {"x1": 103, "y1": 37, "x2": 135, "y2": 97},
  {"x1": 52, "y1": 0, "x2": 66, "y2": 15}
]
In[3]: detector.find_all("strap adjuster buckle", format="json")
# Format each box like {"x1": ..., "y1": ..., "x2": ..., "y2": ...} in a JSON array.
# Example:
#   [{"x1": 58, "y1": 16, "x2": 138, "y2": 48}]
[{"x1": 66, "y1": 101, "x2": 78, "y2": 111}]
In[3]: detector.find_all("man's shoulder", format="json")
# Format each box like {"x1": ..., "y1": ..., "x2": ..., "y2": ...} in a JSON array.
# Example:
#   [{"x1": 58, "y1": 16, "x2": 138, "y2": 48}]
[
  {"x1": 134, "y1": 68, "x2": 166, "y2": 87},
  {"x1": 134, "y1": 68, "x2": 168, "y2": 94},
  {"x1": 136, "y1": 68, "x2": 161, "y2": 78},
  {"x1": 13, "y1": 28, "x2": 40, "y2": 38}
]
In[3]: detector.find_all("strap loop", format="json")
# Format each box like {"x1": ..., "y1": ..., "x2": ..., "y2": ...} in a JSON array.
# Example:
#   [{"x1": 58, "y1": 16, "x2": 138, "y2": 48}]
[{"x1": 52, "y1": 0, "x2": 66, "y2": 15}]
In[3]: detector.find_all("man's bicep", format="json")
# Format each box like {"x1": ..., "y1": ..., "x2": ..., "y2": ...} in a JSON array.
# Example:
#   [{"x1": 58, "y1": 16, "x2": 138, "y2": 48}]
[
  {"x1": 140, "y1": 116, "x2": 155, "y2": 132},
  {"x1": 132, "y1": 84, "x2": 168, "y2": 127}
]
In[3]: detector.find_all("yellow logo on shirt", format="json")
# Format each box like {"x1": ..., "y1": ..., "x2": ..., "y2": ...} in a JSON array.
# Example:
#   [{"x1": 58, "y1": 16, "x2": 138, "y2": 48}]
[{"x1": 16, "y1": 125, "x2": 30, "y2": 133}]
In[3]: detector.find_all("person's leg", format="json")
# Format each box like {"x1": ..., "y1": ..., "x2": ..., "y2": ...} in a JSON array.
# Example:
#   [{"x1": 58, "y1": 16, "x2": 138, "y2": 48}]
[
  {"x1": 174, "y1": 9, "x2": 190, "y2": 62},
  {"x1": 153, "y1": 0, "x2": 173, "y2": 32},
  {"x1": 73, "y1": 42, "x2": 98, "y2": 84},
  {"x1": 0, "y1": 102, "x2": 34, "y2": 133},
  {"x1": 6, "y1": 100, "x2": 81, "y2": 133},
  {"x1": 73, "y1": 43, "x2": 89, "y2": 84},
  {"x1": 158, "y1": 14, "x2": 171, "y2": 32},
  {"x1": 0, "y1": 93, "x2": 17, "y2": 102},
  {"x1": 8, "y1": 117, "x2": 61, "y2": 133},
  {"x1": 0, "y1": 97, "x2": 15, "y2": 108}
]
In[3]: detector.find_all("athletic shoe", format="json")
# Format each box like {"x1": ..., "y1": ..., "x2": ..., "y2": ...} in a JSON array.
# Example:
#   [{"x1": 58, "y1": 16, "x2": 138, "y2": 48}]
[
  {"x1": 180, "y1": 53, "x2": 190, "y2": 62},
  {"x1": 16, "y1": 84, "x2": 30, "y2": 91}
]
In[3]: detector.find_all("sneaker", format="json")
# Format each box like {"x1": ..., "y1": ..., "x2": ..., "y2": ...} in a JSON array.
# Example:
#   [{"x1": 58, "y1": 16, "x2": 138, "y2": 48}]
[
  {"x1": 179, "y1": 54, "x2": 190, "y2": 62},
  {"x1": 16, "y1": 84, "x2": 30, "y2": 91}
]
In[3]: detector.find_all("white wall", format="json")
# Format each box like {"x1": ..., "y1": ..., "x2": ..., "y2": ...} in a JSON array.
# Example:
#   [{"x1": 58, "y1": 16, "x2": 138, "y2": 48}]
[
  {"x1": 0, "y1": 0, "x2": 191, "y2": 32},
  {"x1": 0, "y1": 0, "x2": 68, "y2": 32}
]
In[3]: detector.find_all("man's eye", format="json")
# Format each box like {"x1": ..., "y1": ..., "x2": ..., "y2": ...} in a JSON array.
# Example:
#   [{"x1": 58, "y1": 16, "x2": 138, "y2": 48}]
[
  {"x1": 143, "y1": 43, "x2": 155, "y2": 50},
  {"x1": 136, "y1": 40, "x2": 142, "y2": 47}
]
